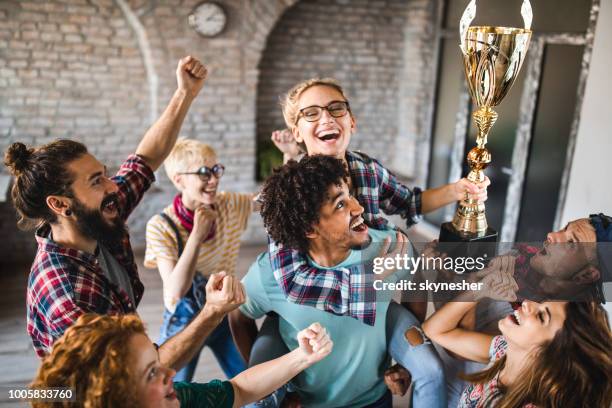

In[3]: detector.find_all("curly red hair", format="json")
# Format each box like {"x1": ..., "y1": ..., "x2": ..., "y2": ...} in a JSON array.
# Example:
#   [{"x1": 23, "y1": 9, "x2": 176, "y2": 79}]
[{"x1": 31, "y1": 313, "x2": 146, "y2": 408}]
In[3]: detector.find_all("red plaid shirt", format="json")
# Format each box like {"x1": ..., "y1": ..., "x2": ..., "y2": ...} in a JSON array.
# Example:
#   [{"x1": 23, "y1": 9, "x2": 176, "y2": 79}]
[{"x1": 27, "y1": 154, "x2": 155, "y2": 357}]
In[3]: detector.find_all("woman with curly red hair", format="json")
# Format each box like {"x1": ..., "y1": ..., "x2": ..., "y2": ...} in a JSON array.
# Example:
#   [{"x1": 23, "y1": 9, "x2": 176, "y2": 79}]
[{"x1": 31, "y1": 313, "x2": 332, "y2": 408}]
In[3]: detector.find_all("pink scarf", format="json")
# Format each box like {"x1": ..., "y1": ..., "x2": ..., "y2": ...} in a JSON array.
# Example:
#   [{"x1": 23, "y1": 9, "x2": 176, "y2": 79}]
[{"x1": 173, "y1": 194, "x2": 216, "y2": 242}]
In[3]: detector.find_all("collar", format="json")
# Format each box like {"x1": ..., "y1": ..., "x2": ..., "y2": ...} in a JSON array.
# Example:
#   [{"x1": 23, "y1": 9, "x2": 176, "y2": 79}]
[{"x1": 35, "y1": 224, "x2": 99, "y2": 267}]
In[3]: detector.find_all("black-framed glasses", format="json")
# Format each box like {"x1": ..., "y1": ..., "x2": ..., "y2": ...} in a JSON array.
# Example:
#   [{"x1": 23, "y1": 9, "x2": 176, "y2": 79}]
[
  {"x1": 295, "y1": 100, "x2": 350, "y2": 124},
  {"x1": 179, "y1": 163, "x2": 225, "y2": 181}
]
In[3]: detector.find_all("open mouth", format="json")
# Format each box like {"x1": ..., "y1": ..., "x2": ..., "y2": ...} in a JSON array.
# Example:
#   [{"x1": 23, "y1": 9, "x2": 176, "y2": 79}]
[
  {"x1": 509, "y1": 309, "x2": 521, "y2": 325},
  {"x1": 165, "y1": 389, "x2": 177, "y2": 401},
  {"x1": 350, "y1": 216, "x2": 368, "y2": 233},
  {"x1": 101, "y1": 195, "x2": 119, "y2": 216},
  {"x1": 317, "y1": 131, "x2": 340, "y2": 142}
]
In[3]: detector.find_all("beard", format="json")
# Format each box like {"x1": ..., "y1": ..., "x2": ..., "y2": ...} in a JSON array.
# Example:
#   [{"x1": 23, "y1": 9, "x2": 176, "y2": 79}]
[{"x1": 71, "y1": 193, "x2": 125, "y2": 246}]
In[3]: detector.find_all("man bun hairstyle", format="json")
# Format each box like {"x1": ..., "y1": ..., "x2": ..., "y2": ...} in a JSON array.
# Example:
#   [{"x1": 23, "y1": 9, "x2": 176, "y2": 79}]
[
  {"x1": 3, "y1": 139, "x2": 88, "y2": 230},
  {"x1": 4, "y1": 142, "x2": 33, "y2": 176},
  {"x1": 260, "y1": 155, "x2": 348, "y2": 253}
]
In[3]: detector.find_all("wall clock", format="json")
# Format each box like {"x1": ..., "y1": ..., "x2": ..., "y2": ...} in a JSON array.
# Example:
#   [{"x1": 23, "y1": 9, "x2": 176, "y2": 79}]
[{"x1": 189, "y1": 2, "x2": 227, "y2": 38}]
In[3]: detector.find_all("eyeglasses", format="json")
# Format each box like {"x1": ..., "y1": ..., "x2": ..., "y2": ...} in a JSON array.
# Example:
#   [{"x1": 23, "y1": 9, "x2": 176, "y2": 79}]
[
  {"x1": 295, "y1": 101, "x2": 350, "y2": 124},
  {"x1": 179, "y1": 164, "x2": 225, "y2": 182}
]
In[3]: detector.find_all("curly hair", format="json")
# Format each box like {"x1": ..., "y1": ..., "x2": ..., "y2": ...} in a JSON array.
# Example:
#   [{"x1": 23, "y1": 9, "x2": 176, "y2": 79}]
[
  {"x1": 260, "y1": 155, "x2": 348, "y2": 253},
  {"x1": 31, "y1": 314, "x2": 146, "y2": 408},
  {"x1": 467, "y1": 301, "x2": 612, "y2": 408}
]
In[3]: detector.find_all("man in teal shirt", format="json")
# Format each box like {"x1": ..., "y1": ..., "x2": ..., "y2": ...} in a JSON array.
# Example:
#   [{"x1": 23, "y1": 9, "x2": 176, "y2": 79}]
[{"x1": 230, "y1": 155, "x2": 445, "y2": 408}]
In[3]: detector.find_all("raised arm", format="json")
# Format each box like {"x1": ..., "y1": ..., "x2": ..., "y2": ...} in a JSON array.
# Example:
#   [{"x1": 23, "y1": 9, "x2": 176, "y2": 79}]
[
  {"x1": 421, "y1": 297, "x2": 493, "y2": 363},
  {"x1": 421, "y1": 177, "x2": 488, "y2": 214},
  {"x1": 158, "y1": 272, "x2": 244, "y2": 370},
  {"x1": 372, "y1": 155, "x2": 488, "y2": 217},
  {"x1": 422, "y1": 256, "x2": 518, "y2": 363},
  {"x1": 270, "y1": 129, "x2": 301, "y2": 164},
  {"x1": 230, "y1": 323, "x2": 333, "y2": 408},
  {"x1": 135, "y1": 56, "x2": 207, "y2": 171}
]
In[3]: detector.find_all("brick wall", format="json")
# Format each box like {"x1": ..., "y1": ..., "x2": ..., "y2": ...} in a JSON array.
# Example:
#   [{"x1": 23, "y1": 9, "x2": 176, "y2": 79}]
[{"x1": 0, "y1": 0, "x2": 433, "y2": 266}]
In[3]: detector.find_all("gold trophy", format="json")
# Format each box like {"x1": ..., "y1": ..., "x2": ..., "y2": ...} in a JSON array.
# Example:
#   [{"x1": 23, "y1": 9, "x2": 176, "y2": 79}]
[{"x1": 440, "y1": 0, "x2": 533, "y2": 247}]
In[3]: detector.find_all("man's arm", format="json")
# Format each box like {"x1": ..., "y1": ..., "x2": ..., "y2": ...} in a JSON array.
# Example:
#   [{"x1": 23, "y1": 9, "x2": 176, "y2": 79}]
[
  {"x1": 158, "y1": 272, "x2": 244, "y2": 370},
  {"x1": 229, "y1": 309, "x2": 259, "y2": 363},
  {"x1": 135, "y1": 56, "x2": 207, "y2": 172}
]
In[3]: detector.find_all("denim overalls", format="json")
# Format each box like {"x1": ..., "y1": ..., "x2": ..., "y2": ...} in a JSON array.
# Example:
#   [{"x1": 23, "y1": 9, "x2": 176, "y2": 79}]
[{"x1": 157, "y1": 213, "x2": 246, "y2": 382}]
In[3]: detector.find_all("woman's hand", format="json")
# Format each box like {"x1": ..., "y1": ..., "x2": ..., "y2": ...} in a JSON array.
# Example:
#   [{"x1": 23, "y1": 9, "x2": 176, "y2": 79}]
[
  {"x1": 452, "y1": 176, "x2": 490, "y2": 203},
  {"x1": 192, "y1": 205, "x2": 217, "y2": 241},
  {"x1": 271, "y1": 129, "x2": 301, "y2": 160},
  {"x1": 296, "y1": 323, "x2": 333, "y2": 366}
]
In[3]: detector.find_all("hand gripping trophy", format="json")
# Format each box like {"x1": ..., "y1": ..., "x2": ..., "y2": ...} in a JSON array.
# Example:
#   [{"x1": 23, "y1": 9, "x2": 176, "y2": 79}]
[{"x1": 439, "y1": 0, "x2": 533, "y2": 253}]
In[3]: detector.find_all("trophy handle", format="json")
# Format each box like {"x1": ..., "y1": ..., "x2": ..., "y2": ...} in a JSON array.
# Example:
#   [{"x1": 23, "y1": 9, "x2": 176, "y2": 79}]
[{"x1": 460, "y1": 0, "x2": 533, "y2": 54}]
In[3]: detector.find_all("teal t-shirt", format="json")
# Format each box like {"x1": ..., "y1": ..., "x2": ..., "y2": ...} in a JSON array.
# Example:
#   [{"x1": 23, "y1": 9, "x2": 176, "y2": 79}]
[
  {"x1": 174, "y1": 380, "x2": 234, "y2": 408},
  {"x1": 240, "y1": 228, "x2": 408, "y2": 408}
]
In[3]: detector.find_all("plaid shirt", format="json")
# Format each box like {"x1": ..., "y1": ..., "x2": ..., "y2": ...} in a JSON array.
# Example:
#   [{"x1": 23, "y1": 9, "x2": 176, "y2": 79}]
[
  {"x1": 269, "y1": 150, "x2": 422, "y2": 326},
  {"x1": 27, "y1": 154, "x2": 155, "y2": 357}
]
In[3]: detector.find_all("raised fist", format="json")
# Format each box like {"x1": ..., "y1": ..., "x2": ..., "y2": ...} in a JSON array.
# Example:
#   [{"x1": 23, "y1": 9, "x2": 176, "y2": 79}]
[{"x1": 176, "y1": 56, "x2": 207, "y2": 98}]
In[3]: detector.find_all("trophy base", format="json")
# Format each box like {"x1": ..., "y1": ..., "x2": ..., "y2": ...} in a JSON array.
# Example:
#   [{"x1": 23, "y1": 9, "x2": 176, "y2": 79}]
[{"x1": 439, "y1": 222, "x2": 498, "y2": 263}]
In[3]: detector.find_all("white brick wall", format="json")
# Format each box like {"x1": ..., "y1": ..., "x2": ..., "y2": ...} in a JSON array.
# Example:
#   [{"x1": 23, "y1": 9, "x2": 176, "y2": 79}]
[{"x1": 0, "y1": 0, "x2": 433, "y2": 263}]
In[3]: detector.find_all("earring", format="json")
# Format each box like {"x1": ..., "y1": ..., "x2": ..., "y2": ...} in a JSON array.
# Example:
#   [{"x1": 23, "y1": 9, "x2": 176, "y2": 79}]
[{"x1": 65, "y1": 209, "x2": 72, "y2": 216}]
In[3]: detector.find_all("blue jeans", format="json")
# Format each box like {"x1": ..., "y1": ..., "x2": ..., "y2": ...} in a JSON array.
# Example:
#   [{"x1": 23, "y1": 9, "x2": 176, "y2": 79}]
[
  {"x1": 386, "y1": 302, "x2": 446, "y2": 408},
  {"x1": 246, "y1": 303, "x2": 446, "y2": 408},
  {"x1": 158, "y1": 273, "x2": 246, "y2": 382}
]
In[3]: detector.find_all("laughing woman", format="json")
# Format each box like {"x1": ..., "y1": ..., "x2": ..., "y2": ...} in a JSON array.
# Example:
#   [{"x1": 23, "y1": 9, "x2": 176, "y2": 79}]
[
  {"x1": 31, "y1": 314, "x2": 332, "y2": 408},
  {"x1": 145, "y1": 139, "x2": 258, "y2": 382},
  {"x1": 422, "y1": 259, "x2": 612, "y2": 408}
]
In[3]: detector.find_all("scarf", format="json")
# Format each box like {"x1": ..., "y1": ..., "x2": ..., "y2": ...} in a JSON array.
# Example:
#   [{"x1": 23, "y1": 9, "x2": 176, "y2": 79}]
[{"x1": 173, "y1": 194, "x2": 216, "y2": 242}]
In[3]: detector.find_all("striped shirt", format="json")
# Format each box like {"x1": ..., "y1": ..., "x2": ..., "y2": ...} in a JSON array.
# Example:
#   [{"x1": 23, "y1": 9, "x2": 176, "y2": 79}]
[{"x1": 144, "y1": 191, "x2": 252, "y2": 279}]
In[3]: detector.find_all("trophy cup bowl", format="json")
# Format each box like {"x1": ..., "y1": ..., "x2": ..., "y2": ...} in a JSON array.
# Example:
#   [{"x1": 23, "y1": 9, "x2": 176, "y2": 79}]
[{"x1": 439, "y1": 1, "x2": 532, "y2": 255}]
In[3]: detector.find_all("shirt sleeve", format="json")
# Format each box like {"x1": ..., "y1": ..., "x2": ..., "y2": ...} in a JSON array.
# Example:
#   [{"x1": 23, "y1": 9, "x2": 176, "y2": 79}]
[
  {"x1": 488, "y1": 335, "x2": 509, "y2": 362},
  {"x1": 268, "y1": 239, "x2": 378, "y2": 323},
  {"x1": 232, "y1": 192, "x2": 253, "y2": 232},
  {"x1": 173, "y1": 380, "x2": 234, "y2": 408},
  {"x1": 111, "y1": 154, "x2": 156, "y2": 222},
  {"x1": 239, "y1": 260, "x2": 273, "y2": 319},
  {"x1": 372, "y1": 157, "x2": 422, "y2": 227},
  {"x1": 144, "y1": 215, "x2": 179, "y2": 269},
  {"x1": 28, "y1": 267, "x2": 84, "y2": 356}
]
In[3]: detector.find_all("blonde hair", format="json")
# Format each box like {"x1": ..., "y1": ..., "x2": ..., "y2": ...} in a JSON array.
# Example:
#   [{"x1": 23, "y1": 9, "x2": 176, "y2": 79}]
[
  {"x1": 164, "y1": 138, "x2": 217, "y2": 182},
  {"x1": 281, "y1": 78, "x2": 350, "y2": 131},
  {"x1": 31, "y1": 314, "x2": 146, "y2": 408}
]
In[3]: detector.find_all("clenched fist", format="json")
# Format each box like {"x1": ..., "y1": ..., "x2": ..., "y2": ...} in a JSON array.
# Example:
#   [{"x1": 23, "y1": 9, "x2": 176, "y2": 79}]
[
  {"x1": 296, "y1": 322, "x2": 333, "y2": 366},
  {"x1": 192, "y1": 205, "x2": 217, "y2": 241},
  {"x1": 204, "y1": 271, "x2": 245, "y2": 315},
  {"x1": 271, "y1": 129, "x2": 301, "y2": 160},
  {"x1": 176, "y1": 56, "x2": 207, "y2": 98}
]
